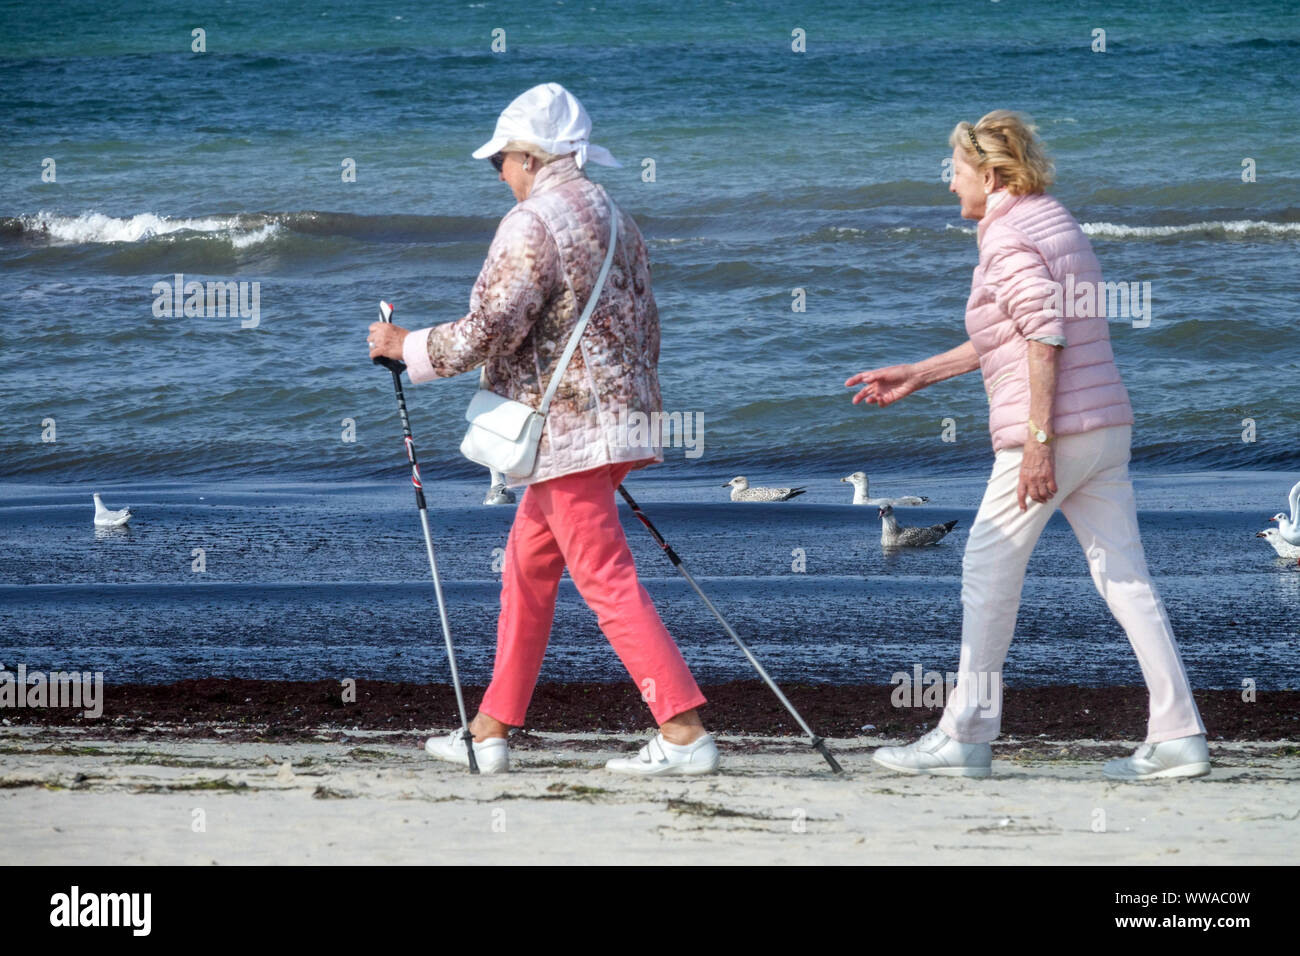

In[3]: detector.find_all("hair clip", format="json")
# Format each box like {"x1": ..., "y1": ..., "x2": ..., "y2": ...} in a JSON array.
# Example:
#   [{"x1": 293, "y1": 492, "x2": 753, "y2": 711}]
[{"x1": 968, "y1": 127, "x2": 987, "y2": 160}]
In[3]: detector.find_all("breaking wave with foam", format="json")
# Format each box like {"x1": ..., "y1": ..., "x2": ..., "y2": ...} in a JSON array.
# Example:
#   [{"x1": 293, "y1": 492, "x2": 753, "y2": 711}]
[
  {"x1": 11, "y1": 211, "x2": 284, "y2": 247},
  {"x1": 1080, "y1": 220, "x2": 1300, "y2": 240}
]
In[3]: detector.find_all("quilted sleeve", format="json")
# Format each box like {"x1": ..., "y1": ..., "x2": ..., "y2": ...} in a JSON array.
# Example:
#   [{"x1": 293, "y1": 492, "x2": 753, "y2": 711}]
[
  {"x1": 409, "y1": 207, "x2": 561, "y2": 381},
  {"x1": 982, "y1": 226, "x2": 1065, "y2": 343}
]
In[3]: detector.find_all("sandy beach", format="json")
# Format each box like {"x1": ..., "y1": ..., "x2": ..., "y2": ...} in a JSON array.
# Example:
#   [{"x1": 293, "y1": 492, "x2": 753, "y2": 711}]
[
  {"x1": 4, "y1": 0, "x2": 1298, "y2": 886},
  {"x1": 3, "y1": 724, "x2": 1296, "y2": 865}
]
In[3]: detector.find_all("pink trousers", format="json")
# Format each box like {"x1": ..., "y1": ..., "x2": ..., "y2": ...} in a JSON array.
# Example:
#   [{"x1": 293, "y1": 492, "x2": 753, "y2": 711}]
[
  {"x1": 939, "y1": 425, "x2": 1206, "y2": 744},
  {"x1": 478, "y1": 462, "x2": 708, "y2": 727}
]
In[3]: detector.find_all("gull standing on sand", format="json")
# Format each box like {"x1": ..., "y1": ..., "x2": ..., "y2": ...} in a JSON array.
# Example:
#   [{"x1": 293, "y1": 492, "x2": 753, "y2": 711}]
[
  {"x1": 878, "y1": 504, "x2": 956, "y2": 548},
  {"x1": 484, "y1": 469, "x2": 516, "y2": 505},
  {"x1": 1257, "y1": 526, "x2": 1300, "y2": 562},
  {"x1": 1272, "y1": 480, "x2": 1300, "y2": 545},
  {"x1": 92, "y1": 493, "x2": 131, "y2": 528},
  {"x1": 841, "y1": 471, "x2": 929, "y2": 506},
  {"x1": 722, "y1": 476, "x2": 807, "y2": 502}
]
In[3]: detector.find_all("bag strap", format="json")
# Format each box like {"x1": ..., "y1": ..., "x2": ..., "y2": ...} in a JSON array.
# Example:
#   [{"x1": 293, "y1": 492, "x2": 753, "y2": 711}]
[{"x1": 537, "y1": 193, "x2": 619, "y2": 416}]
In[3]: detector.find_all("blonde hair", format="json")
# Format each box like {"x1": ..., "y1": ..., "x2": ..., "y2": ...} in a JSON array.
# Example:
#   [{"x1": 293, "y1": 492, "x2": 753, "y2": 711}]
[
  {"x1": 950, "y1": 110, "x2": 1055, "y2": 195},
  {"x1": 502, "y1": 139, "x2": 566, "y2": 166}
]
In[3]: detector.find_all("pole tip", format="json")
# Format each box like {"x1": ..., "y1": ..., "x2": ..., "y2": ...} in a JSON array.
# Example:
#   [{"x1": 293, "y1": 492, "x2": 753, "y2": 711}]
[{"x1": 812, "y1": 737, "x2": 844, "y2": 773}]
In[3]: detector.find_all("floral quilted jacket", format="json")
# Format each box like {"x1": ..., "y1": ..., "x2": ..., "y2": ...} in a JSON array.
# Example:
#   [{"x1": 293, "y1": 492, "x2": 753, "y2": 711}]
[{"x1": 402, "y1": 156, "x2": 664, "y2": 485}]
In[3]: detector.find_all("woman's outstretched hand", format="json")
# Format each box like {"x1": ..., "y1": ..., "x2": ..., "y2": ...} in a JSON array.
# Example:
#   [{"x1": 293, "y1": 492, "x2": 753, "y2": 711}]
[{"x1": 846, "y1": 364, "x2": 919, "y2": 407}]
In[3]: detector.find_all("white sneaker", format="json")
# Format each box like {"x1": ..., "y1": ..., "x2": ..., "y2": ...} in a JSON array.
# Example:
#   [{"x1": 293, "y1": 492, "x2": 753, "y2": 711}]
[
  {"x1": 872, "y1": 727, "x2": 992, "y2": 778},
  {"x1": 424, "y1": 728, "x2": 509, "y2": 774},
  {"x1": 1103, "y1": 734, "x2": 1210, "y2": 781},
  {"x1": 605, "y1": 732, "x2": 719, "y2": 776}
]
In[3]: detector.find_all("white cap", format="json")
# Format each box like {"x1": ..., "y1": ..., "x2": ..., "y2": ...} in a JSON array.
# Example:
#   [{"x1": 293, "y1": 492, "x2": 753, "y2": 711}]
[{"x1": 471, "y1": 82, "x2": 622, "y2": 169}]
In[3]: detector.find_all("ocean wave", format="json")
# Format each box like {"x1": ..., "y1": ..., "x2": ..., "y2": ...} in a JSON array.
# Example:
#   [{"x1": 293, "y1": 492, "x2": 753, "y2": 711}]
[
  {"x1": 1081, "y1": 220, "x2": 1300, "y2": 240},
  {"x1": 229, "y1": 222, "x2": 283, "y2": 249},
  {"x1": 808, "y1": 218, "x2": 1300, "y2": 244},
  {"x1": 801, "y1": 224, "x2": 973, "y2": 242},
  {"x1": 14, "y1": 210, "x2": 1295, "y2": 252},
  {"x1": 3, "y1": 209, "x2": 500, "y2": 248},
  {"x1": 11, "y1": 211, "x2": 285, "y2": 248}
]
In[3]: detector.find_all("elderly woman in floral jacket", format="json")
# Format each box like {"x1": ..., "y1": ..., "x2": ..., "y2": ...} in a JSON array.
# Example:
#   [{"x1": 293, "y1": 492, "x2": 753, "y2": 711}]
[{"x1": 368, "y1": 84, "x2": 716, "y2": 776}]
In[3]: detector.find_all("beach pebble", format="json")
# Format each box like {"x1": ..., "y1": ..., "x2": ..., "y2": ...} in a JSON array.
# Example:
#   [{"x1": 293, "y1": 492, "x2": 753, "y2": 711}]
[{"x1": 861, "y1": 723, "x2": 876, "y2": 731}]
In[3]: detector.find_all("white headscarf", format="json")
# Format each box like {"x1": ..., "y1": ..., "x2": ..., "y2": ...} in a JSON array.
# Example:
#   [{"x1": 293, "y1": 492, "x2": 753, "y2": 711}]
[{"x1": 471, "y1": 82, "x2": 622, "y2": 168}]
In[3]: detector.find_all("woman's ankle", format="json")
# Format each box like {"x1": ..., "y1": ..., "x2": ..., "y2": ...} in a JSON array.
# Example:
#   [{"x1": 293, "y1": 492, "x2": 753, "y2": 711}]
[
  {"x1": 470, "y1": 712, "x2": 511, "y2": 742},
  {"x1": 659, "y1": 708, "x2": 706, "y2": 746}
]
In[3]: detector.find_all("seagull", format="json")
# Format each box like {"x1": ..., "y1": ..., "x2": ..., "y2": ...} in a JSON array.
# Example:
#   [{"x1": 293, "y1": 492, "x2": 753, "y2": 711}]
[
  {"x1": 1257, "y1": 527, "x2": 1300, "y2": 560},
  {"x1": 1273, "y1": 481, "x2": 1300, "y2": 545},
  {"x1": 841, "y1": 471, "x2": 929, "y2": 506},
  {"x1": 483, "y1": 470, "x2": 516, "y2": 505},
  {"x1": 878, "y1": 504, "x2": 956, "y2": 548},
  {"x1": 92, "y1": 493, "x2": 131, "y2": 528},
  {"x1": 722, "y1": 476, "x2": 807, "y2": 502}
]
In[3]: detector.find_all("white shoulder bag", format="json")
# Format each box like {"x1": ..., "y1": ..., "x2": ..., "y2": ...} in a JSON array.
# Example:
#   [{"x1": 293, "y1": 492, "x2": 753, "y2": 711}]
[{"x1": 459, "y1": 195, "x2": 619, "y2": 479}]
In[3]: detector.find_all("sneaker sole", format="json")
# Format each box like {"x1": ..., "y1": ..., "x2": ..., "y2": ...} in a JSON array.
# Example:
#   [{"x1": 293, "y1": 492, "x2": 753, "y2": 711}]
[
  {"x1": 604, "y1": 760, "x2": 720, "y2": 777},
  {"x1": 1104, "y1": 761, "x2": 1210, "y2": 781},
  {"x1": 872, "y1": 754, "x2": 991, "y2": 778}
]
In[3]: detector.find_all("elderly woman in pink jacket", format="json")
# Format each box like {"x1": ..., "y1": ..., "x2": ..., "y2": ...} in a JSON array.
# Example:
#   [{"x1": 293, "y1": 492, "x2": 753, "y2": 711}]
[
  {"x1": 368, "y1": 84, "x2": 716, "y2": 776},
  {"x1": 847, "y1": 111, "x2": 1208, "y2": 781}
]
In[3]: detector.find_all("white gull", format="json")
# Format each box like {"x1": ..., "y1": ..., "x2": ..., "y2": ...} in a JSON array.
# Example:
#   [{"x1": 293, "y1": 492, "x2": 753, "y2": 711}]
[
  {"x1": 483, "y1": 469, "x2": 516, "y2": 505},
  {"x1": 1272, "y1": 480, "x2": 1300, "y2": 545},
  {"x1": 1257, "y1": 527, "x2": 1300, "y2": 561},
  {"x1": 92, "y1": 493, "x2": 131, "y2": 528},
  {"x1": 841, "y1": 471, "x2": 928, "y2": 506}
]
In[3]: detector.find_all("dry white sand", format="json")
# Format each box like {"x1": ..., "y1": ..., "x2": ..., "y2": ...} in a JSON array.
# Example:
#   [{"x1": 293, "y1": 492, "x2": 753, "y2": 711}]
[{"x1": 1, "y1": 727, "x2": 1296, "y2": 865}]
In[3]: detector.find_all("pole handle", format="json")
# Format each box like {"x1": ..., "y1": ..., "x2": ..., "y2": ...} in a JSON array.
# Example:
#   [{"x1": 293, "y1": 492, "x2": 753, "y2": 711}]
[{"x1": 373, "y1": 300, "x2": 407, "y2": 374}]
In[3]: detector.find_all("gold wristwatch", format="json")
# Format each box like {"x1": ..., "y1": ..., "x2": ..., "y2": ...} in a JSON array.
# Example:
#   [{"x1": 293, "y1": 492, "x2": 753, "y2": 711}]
[{"x1": 1028, "y1": 418, "x2": 1053, "y2": 444}]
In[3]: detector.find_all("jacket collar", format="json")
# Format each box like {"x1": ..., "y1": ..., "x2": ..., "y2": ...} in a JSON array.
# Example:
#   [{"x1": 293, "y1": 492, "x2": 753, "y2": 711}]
[
  {"x1": 526, "y1": 155, "x2": 585, "y2": 199},
  {"x1": 976, "y1": 189, "x2": 1023, "y2": 245}
]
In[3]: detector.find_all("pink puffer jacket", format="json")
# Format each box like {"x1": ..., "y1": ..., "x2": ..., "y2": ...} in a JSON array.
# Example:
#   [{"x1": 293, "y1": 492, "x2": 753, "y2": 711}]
[{"x1": 966, "y1": 191, "x2": 1133, "y2": 452}]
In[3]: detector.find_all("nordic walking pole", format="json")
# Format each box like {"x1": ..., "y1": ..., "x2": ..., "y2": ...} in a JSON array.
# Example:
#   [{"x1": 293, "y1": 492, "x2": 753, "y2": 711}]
[
  {"x1": 373, "y1": 300, "x2": 477, "y2": 773},
  {"x1": 617, "y1": 484, "x2": 843, "y2": 773}
]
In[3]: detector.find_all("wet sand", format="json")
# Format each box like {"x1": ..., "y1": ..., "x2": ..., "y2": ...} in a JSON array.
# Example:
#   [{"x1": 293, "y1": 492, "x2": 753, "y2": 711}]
[{"x1": 2, "y1": 678, "x2": 1295, "y2": 740}]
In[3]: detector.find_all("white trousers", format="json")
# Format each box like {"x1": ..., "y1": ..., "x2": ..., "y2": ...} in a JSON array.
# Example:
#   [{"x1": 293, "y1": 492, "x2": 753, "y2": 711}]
[{"x1": 938, "y1": 425, "x2": 1206, "y2": 744}]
